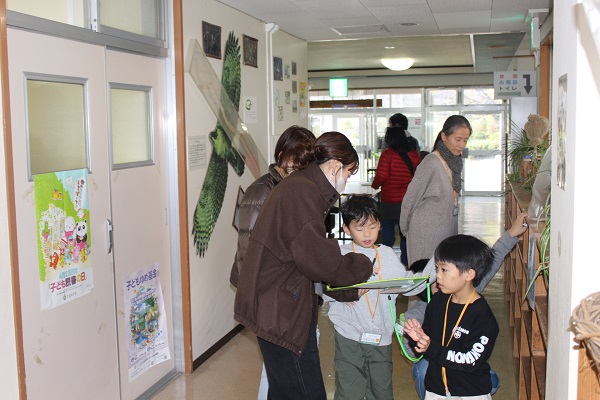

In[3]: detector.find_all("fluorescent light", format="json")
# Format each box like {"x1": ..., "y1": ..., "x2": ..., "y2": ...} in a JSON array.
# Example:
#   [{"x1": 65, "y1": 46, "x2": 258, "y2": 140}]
[{"x1": 381, "y1": 58, "x2": 414, "y2": 71}]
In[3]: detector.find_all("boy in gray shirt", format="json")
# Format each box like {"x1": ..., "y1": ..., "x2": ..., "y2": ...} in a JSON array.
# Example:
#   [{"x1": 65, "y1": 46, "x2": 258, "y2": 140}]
[{"x1": 324, "y1": 195, "x2": 427, "y2": 400}]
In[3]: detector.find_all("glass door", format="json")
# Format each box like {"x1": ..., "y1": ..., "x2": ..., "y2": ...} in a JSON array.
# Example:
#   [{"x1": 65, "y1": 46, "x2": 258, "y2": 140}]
[
  {"x1": 462, "y1": 111, "x2": 504, "y2": 195},
  {"x1": 310, "y1": 111, "x2": 375, "y2": 182}
]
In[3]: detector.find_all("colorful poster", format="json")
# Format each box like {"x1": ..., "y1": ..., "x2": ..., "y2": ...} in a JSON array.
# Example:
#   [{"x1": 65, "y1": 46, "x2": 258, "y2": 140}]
[
  {"x1": 34, "y1": 168, "x2": 93, "y2": 310},
  {"x1": 299, "y1": 81, "x2": 306, "y2": 107},
  {"x1": 125, "y1": 264, "x2": 171, "y2": 381}
]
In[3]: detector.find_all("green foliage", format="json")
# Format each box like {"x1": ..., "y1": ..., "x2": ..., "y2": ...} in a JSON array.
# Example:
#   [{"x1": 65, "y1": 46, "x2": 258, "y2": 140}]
[{"x1": 506, "y1": 120, "x2": 549, "y2": 188}]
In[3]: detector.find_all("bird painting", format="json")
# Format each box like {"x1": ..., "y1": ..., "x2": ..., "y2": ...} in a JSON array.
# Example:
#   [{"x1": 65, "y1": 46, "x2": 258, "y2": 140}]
[{"x1": 192, "y1": 32, "x2": 245, "y2": 257}]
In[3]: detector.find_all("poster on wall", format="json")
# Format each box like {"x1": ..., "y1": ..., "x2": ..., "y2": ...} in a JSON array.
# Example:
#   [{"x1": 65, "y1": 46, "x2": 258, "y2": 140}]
[
  {"x1": 557, "y1": 74, "x2": 567, "y2": 190},
  {"x1": 244, "y1": 96, "x2": 257, "y2": 124},
  {"x1": 34, "y1": 168, "x2": 94, "y2": 310},
  {"x1": 124, "y1": 263, "x2": 171, "y2": 381},
  {"x1": 299, "y1": 81, "x2": 306, "y2": 107}
]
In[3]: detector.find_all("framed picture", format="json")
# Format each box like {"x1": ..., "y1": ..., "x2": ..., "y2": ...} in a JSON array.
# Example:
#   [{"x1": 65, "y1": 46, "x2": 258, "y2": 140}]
[
  {"x1": 292, "y1": 61, "x2": 297, "y2": 75},
  {"x1": 232, "y1": 186, "x2": 245, "y2": 231},
  {"x1": 243, "y1": 35, "x2": 258, "y2": 68},
  {"x1": 284, "y1": 64, "x2": 291, "y2": 79},
  {"x1": 202, "y1": 21, "x2": 222, "y2": 59},
  {"x1": 292, "y1": 80, "x2": 297, "y2": 93},
  {"x1": 273, "y1": 57, "x2": 283, "y2": 81}
]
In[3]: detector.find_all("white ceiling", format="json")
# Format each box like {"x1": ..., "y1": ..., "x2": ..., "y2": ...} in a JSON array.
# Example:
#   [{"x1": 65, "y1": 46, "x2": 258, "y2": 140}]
[{"x1": 217, "y1": 0, "x2": 552, "y2": 74}]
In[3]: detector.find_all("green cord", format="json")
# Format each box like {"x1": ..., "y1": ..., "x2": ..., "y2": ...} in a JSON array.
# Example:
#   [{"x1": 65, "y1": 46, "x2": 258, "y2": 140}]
[{"x1": 388, "y1": 295, "x2": 422, "y2": 363}]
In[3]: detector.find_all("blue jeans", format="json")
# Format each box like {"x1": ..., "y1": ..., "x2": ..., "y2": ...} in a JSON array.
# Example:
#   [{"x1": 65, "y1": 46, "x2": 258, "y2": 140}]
[
  {"x1": 257, "y1": 316, "x2": 326, "y2": 400},
  {"x1": 412, "y1": 358, "x2": 500, "y2": 399},
  {"x1": 381, "y1": 218, "x2": 408, "y2": 265}
]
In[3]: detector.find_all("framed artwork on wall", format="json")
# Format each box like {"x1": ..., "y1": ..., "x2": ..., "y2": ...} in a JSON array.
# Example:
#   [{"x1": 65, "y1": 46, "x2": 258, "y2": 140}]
[
  {"x1": 273, "y1": 57, "x2": 283, "y2": 81},
  {"x1": 292, "y1": 61, "x2": 297, "y2": 75},
  {"x1": 243, "y1": 35, "x2": 258, "y2": 67},
  {"x1": 202, "y1": 21, "x2": 222, "y2": 59},
  {"x1": 232, "y1": 186, "x2": 245, "y2": 231}
]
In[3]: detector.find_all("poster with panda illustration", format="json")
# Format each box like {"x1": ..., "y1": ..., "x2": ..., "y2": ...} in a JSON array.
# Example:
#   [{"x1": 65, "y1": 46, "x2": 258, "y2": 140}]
[{"x1": 34, "y1": 168, "x2": 93, "y2": 310}]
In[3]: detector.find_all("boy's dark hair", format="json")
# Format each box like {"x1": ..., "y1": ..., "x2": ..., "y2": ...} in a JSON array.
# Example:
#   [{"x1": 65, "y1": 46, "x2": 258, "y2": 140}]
[
  {"x1": 434, "y1": 234, "x2": 495, "y2": 287},
  {"x1": 340, "y1": 195, "x2": 380, "y2": 226}
]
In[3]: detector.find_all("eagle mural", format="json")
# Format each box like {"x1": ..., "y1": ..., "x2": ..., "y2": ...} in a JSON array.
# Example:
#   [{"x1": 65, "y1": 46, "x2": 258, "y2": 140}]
[{"x1": 192, "y1": 32, "x2": 245, "y2": 257}]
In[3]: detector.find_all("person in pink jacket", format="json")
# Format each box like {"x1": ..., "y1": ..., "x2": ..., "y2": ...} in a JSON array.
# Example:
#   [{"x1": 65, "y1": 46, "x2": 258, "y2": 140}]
[{"x1": 371, "y1": 125, "x2": 421, "y2": 265}]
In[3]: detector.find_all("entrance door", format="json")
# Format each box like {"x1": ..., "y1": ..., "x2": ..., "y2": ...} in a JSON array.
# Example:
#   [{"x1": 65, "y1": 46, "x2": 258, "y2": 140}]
[
  {"x1": 310, "y1": 112, "x2": 375, "y2": 182},
  {"x1": 8, "y1": 29, "x2": 174, "y2": 399},
  {"x1": 462, "y1": 112, "x2": 504, "y2": 195}
]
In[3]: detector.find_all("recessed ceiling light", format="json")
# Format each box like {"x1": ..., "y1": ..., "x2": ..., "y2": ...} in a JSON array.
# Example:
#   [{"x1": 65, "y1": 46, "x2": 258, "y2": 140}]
[
  {"x1": 384, "y1": 46, "x2": 395, "y2": 49},
  {"x1": 400, "y1": 22, "x2": 419, "y2": 26},
  {"x1": 381, "y1": 58, "x2": 414, "y2": 71}
]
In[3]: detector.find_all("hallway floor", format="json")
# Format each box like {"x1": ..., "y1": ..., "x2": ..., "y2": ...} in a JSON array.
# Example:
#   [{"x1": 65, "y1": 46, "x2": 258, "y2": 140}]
[{"x1": 151, "y1": 196, "x2": 516, "y2": 400}]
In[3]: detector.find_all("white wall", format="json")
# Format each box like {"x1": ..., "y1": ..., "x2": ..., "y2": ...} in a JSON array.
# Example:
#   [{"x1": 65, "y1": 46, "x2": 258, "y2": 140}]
[
  {"x1": 182, "y1": 0, "x2": 308, "y2": 359},
  {"x1": 547, "y1": 1, "x2": 600, "y2": 398},
  {"x1": 0, "y1": 58, "x2": 20, "y2": 399}
]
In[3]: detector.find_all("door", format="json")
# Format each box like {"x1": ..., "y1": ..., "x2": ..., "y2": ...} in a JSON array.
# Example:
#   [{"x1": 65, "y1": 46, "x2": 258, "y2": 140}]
[
  {"x1": 106, "y1": 50, "x2": 175, "y2": 399},
  {"x1": 461, "y1": 111, "x2": 504, "y2": 195},
  {"x1": 310, "y1": 112, "x2": 375, "y2": 182},
  {"x1": 8, "y1": 29, "x2": 174, "y2": 399},
  {"x1": 8, "y1": 28, "x2": 120, "y2": 399}
]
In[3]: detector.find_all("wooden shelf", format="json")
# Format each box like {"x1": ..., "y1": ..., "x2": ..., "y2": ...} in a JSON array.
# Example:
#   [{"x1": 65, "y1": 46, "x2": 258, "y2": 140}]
[{"x1": 505, "y1": 183, "x2": 548, "y2": 399}]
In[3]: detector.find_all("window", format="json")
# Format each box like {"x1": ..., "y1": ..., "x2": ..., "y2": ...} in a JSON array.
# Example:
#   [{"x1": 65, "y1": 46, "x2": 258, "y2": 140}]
[
  {"x1": 428, "y1": 89, "x2": 458, "y2": 106},
  {"x1": 463, "y1": 88, "x2": 502, "y2": 105},
  {"x1": 8, "y1": 0, "x2": 166, "y2": 50},
  {"x1": 110, "y1": 85, "x2": 153, "y2": 168},
  {"x1": 26, "y1": 77, "x2": 88, "y2": 176}
]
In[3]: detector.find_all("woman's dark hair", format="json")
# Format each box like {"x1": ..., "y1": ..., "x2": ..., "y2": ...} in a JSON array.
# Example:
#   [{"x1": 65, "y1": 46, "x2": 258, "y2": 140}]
[
  {"x1": 432, "y1": 115, "x2": 472, "y2": 151},
  {"x1": 389, "y1": 113, "x2": 408, "y2": 129},
  {"x1": 313, "y1": 131, "x2": 359, "y2": 174},
  {"x1": 384, "y1": 126, "x2": 411, "y2": 153},
  {"x1": 434, "y1": 234, "x2": 495, "y2": 287},
  {"x1": 274, "y1": 125, "x2": 316, "y2": 171},
  {"x1": 340, "y1": 195, "x2": 380, "y2": 226}
]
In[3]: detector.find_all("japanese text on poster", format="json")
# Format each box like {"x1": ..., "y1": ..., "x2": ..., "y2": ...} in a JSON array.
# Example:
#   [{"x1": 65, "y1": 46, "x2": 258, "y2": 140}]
[
  {"x1": 34, "y1": 168, "x2": 93, "y2": 310},
  {"x1": 125, "y1": 263, "x2": 171, "y2": 381}
]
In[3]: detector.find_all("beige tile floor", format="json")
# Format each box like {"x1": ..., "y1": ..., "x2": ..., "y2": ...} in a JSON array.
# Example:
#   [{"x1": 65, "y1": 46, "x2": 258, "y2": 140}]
[{"x1": 151, "y1": 196, "x2": 517, "y2": 400}]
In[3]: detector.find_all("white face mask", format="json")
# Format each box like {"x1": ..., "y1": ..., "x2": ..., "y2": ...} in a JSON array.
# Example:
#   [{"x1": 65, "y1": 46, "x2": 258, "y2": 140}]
[{"x1": 329, "y1": 163, "x2": 347, "y2": 194}]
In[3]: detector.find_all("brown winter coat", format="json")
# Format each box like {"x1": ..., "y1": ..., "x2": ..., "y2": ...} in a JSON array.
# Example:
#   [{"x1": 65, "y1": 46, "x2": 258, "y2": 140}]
[{"x1": 234, "y1": 162, "x2": 373, "y2": 354}]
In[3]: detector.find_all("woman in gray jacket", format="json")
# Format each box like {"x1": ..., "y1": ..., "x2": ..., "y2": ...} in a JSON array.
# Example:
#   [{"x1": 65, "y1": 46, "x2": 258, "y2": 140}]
[{"x1": 400, "y1": 115, "x2": 472, "y2": 265}]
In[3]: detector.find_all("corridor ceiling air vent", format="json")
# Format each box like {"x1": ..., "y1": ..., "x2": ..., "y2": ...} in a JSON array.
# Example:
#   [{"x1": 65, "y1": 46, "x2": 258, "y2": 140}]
[{"x1": 331, "y1": 25, "x2": 389, "y2": 35}]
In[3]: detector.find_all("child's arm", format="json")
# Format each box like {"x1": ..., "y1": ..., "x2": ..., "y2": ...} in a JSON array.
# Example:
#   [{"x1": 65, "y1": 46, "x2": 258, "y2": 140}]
[
  {"x1": 475, "y1": 211, "x2": 527, "y2": 292},
  {"x1": 404, "y1": 318, "x2": 431, "y2": 353}
]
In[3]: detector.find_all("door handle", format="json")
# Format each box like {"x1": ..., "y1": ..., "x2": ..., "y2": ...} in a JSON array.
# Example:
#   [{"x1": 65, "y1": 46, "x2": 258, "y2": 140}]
[{"x1": 105, "y1": 219, "x2": 113, "y2": 254}]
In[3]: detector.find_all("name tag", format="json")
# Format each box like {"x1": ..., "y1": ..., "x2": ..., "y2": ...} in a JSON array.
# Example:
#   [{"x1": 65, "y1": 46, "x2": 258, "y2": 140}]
[{"x1": 360, "y1": 332, "x2": 382, "y2": 345}]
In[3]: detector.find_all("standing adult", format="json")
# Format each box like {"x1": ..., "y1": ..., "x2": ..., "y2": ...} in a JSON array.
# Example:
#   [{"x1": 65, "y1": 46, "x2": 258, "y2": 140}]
[
  {"x1": 234, "y1": 131, "x2": 374, "y2": 400},
  {"x1": 371, "y1": 126, "x2": 421, "y2": 265},
  {"x1": 400, "y1": 115, "x2": 471, "y2": 265},
  {"x1": 381, "y1": 112, "x2": 410, "y2": 151},
  {"x1": 229, "y1": 125, "x2": 316, "y2": 400}
]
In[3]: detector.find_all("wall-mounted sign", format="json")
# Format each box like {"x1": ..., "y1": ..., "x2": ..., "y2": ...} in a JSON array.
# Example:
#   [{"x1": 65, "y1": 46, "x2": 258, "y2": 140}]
[{"x1": 494, "y1": 71, "x2": 537, "y2": 98}]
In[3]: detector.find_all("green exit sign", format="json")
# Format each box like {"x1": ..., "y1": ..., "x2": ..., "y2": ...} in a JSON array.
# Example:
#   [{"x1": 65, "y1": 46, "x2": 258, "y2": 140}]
[{"x1": 329, "y1": 78, "x2": 348, "y2": 97}]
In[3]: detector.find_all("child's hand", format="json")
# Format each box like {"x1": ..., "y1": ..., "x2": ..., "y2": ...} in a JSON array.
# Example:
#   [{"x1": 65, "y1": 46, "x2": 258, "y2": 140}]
[
  {"x1": 358, "y1": 288, "x2": 369, "y2": 297},
  {"x1": 509, "y1": 211, "x2": 528, "y2": 237},
  {"x1": 403, "y1": 318, "x2": 431, "y2": 353},
  {"x1": 372, "y1": 265, "x2": 380, "y2": 275}
]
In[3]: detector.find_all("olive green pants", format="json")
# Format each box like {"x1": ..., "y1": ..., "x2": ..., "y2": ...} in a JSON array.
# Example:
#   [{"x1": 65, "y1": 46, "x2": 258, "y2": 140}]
[{"x1": 333, "y1": 331, "x2": 393, "y2": 400}]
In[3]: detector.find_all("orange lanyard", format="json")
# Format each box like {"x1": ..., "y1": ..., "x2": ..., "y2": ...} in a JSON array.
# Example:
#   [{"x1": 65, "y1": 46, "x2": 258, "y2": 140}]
[
  {"x1": 435, "y1": 150, "x2": 457, "y2": 204},
  {"x1": 441, "y1": 289, "x2": 476, "y2": 397},
  {"x1": 352, "y1": 243, "x2": 382, "y2": 320}
]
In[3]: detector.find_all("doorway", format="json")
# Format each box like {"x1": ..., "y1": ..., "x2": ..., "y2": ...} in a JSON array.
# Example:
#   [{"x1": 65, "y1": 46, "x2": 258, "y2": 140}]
[{"x1": 8, "y1": 28, "x2": 175, "y2": 399}]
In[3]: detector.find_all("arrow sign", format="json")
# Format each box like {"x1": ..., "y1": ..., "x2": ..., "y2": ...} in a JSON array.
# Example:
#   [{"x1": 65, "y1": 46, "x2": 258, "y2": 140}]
[
  {"x1": 494, "y1": 71, "x2": 537, "y2": 98},
  {"x1": 523, "y1": 74, "x2": 532, "y2": 94}
]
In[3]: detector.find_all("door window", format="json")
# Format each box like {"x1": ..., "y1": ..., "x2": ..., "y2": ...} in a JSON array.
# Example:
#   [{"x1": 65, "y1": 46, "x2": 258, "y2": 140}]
[
  {"x1": 26, "y1": 77, "x2": 88, "y2": 176},
  {"x1": 110, "y1": 85, "x2": 153, "y2": 168}
]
